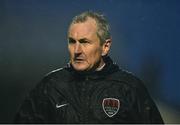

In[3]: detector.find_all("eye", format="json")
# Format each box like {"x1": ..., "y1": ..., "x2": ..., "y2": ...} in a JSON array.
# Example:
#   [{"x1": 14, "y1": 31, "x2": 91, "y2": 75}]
[
  {"x1": 68, "y1": 38, "x2": 76, "y2": 44},
  {"x1": 79, "y1": 39, "x2": 90, "y2": 44}
]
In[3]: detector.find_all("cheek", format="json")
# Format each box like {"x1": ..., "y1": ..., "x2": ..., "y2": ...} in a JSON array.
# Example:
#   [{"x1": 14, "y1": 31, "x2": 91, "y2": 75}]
[
  {"x1": 68, "y1": 46, "x2": 74, "y2": 58},
  {"x1": 86, "y1": 47, "x2": 102, "y2": 63}
]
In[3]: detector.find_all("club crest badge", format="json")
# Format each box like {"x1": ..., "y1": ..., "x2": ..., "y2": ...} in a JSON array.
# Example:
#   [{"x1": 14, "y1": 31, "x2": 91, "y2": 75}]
[{"x1": 102, "y1": 98, "x2": 120, "y2": 117}]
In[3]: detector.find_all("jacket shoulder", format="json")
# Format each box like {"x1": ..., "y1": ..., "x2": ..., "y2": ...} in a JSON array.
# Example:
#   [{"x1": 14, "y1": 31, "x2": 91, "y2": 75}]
[
  {"x1": 109, "y1": 68, "x2": 145, "y2": 88},
  {"x1": 43, "y1": 67, "x2": 71, "y2": 82},
  {"x1": 32, "y1": 67, "x2": 71, "y2": 95}
]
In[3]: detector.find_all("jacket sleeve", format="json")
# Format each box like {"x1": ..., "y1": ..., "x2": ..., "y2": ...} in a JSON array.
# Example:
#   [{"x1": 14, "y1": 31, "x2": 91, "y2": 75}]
[
  {"x1": 133, "y1": 80, "x2": 164, "y2": 124},
  {"x1": 14, "y1": 80, "x2": 56, "y2": 123}
]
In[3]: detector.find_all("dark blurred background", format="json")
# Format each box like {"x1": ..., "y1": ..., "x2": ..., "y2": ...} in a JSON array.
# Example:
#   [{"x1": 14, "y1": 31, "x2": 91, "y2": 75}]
[{"x1": 0, "y1": 0, "x2": 180, "y2": 123}]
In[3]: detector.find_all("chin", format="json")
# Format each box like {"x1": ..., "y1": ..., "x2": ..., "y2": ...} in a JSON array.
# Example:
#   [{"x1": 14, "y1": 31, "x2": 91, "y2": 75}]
[{"x1": 72, "y1": 63, "x2": 89, "y2": 71}]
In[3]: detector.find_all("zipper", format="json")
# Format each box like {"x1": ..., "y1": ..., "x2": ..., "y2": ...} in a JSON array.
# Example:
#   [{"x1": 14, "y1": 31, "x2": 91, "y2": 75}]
[{"x1": 80, "y1": 76, "x2": 90, "y2": 123}]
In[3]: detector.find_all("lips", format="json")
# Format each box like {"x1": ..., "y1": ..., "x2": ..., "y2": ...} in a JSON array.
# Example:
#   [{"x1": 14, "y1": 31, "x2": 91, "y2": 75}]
[{"x1": 74, "y1": 58, "x2": 84, "y2": 62}]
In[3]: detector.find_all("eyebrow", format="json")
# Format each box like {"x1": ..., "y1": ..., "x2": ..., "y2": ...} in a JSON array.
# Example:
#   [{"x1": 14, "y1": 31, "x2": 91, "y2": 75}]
[
  {"x1": 68, "y1": 37, "x2": 90, "y2": 42},
  {"x1": 68, "y1": 37, "x2": 75, "y2": 41},
  {"x1": 79, "y1": 38, "x2": 89, "y2": 42}
]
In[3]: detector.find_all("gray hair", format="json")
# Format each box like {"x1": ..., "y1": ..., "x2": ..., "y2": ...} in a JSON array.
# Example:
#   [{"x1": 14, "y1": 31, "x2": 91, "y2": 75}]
[{"x1": 68, "y1": 11, "x2": 111, "y2": 45}]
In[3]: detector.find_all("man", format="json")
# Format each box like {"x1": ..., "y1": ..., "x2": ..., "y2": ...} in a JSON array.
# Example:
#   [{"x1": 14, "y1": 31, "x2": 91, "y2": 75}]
[{"x1": 14, "y1": 11, "x2": 164, "y2": 123}]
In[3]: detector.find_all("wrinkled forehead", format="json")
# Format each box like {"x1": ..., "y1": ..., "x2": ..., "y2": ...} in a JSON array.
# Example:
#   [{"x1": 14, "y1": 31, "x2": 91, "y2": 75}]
[{"x1": 68, "y1": 18, "x2": 98, "y2": 39}]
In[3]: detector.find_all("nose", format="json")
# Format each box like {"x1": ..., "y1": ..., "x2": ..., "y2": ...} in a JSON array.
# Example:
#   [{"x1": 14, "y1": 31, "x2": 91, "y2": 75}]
[{"x1": 74, "y1": 42, "x2": 82, "y2": 54}]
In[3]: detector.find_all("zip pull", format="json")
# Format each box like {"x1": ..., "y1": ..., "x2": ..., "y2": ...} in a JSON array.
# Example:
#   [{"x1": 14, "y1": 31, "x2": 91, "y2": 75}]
[{"x1": 86, "y1": 76, "x2": 89, "y2": 81}]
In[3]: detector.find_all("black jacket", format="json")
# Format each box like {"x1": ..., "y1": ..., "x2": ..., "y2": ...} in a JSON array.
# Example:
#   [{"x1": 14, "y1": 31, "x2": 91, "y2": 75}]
[{"x1": 14, "y1": 56, "x2": 164, "y2": 123}]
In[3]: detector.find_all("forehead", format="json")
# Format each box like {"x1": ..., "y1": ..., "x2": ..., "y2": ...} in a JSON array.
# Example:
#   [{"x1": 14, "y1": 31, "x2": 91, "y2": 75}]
[{"x1": 68, "y1": 18, "x2": 98, "y2": 39}]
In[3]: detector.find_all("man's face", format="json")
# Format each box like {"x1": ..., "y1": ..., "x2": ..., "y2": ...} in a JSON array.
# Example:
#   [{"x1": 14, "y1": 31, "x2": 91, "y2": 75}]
[{"x1": 68, "y1": 18, "x2": 105, "y2": 72}]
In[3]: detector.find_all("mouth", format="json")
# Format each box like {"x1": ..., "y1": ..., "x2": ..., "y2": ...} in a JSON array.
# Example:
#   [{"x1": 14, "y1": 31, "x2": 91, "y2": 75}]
[{"x1": 74, "y1": 58, "x2": 85, "y2": 62}]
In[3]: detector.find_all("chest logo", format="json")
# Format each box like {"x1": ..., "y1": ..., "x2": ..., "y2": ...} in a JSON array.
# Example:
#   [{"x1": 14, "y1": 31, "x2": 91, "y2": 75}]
[
  {"x1": 102, "y1": 98, "x2": 120, "y2": 117},
  {"x1": 56, "y1": 103, "x2": 68, "y2": 109}
]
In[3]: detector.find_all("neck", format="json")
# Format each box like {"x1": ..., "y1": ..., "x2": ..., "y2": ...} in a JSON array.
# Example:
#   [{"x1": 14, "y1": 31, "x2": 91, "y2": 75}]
[
  {"x1": 96, "y1": 62, "x2": 105, "y2": 71},
  {"x1": 95, "y1": 58, "x2": 105, "y2": 71}
]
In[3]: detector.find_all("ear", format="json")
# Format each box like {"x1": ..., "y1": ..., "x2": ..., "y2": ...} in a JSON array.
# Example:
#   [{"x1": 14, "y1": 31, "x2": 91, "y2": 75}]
[{"x1": 102, "y1": 38, "x2": 112, "y2": 56}]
